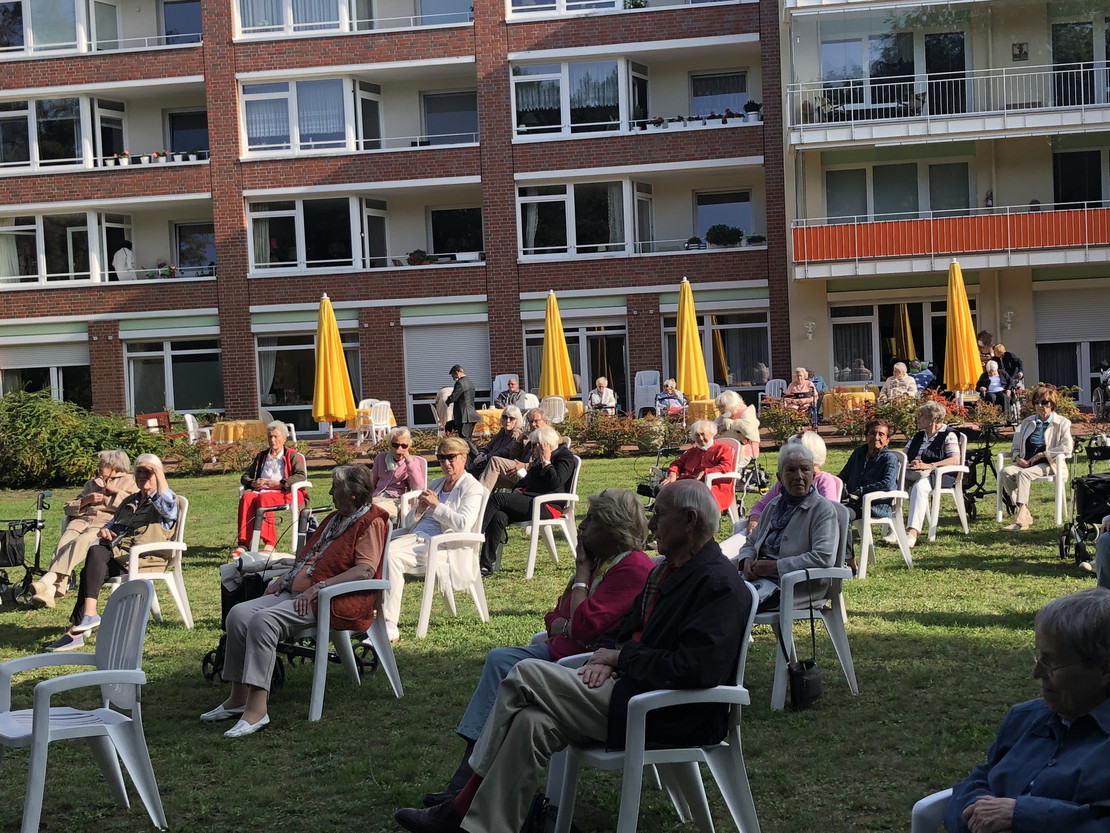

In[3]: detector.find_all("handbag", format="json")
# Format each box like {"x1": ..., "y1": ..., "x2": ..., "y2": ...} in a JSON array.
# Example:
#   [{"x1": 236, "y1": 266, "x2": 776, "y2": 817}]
[
  {"x1": 774, "y1": 569, "x2": 823, "y2": 711},
  {"x1": 519, "y1": 793, "x2": 583, "y2": 833}
]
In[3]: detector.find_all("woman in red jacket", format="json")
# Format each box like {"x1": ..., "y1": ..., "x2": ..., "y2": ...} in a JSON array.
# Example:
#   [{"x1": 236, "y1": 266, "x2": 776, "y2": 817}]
[{"x1": 235, "y1": 421, "x2": 308, "y2": 555}]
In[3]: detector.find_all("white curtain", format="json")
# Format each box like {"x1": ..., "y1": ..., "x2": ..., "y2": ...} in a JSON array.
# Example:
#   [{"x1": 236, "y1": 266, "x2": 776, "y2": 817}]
[
  {"x1": 297, "y1": 80, "x2": 344, "y2": 140},
  {"x1": 569, "y1": 62, "x2": 618, "y2": 108},
  {"x1": 607, "y1": 182, "x2": 624, "y2": 247},
  {"x1": 0, "y1": 219, "x2": 19, "y2": 279},
  {"x1": 240, "y1": 0, "x2": 283, "y2": 28},
  {"x1": 293, "y1": 0, "x2": 339, "y2": 28},
  {"x1": 833, "y1": 322, "x2": 874, "y2": 382},
  {"x1": 245, "y1": 99, "x2": 289, "y2": 147},
  {"x1": 258, "y1": 337, "x2": 277, "y2": 398},
  {"x1": 514, "y1": 80, "x2": 561, "y2": 114},
  {"x1": 252, "y1": 216, "x2": 270, "y2": 266},
  {"x1": 522, "y1": 202, "x2": 539, "y2": 254}
]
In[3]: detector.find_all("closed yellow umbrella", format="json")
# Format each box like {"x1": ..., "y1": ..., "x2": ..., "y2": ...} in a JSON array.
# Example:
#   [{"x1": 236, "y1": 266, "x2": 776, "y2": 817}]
[
  {"x1": 943, "y1": 260, "x2": 982, "y2": 394},
  {"x1": 312, "y1": 293, "x2": 357, "y2": 437},
  {"x1": 539, "y1": 290, "x2": 577, "y2": 399},
  {"x1": 676, "y1": 277, "x2": 710, "y2": 401},
  {"x1": 893, "y1": 302, "x2": 917, "y2": 361}
]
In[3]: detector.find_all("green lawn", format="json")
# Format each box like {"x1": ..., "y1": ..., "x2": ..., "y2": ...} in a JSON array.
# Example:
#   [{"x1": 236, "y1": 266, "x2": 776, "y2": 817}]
[{"x1": 0, "y1": 449, "x2": 1094, "y2": 832}]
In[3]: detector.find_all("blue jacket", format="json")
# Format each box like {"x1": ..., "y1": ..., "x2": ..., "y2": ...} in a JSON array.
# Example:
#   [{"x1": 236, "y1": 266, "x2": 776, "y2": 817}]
[{"x1": 838, "y1": 445, "x2": 899, "y2": 518}]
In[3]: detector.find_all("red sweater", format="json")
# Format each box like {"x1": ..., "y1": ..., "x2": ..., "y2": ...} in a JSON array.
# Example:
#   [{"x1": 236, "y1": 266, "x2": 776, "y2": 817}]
[{"x1": 668, "y1": 443, "x2": 736, "y2": 511}]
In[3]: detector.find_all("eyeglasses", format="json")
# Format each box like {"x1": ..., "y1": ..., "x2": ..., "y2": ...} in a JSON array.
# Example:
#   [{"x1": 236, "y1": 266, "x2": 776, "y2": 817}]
[
  {"x1": 502, "y1": 416, "x2": 515, "y2": 421},
  {"x1": 1030, "y1": 649, "x2": 1086, "y2": 678},
  {"x1": 1034, "y1": 400, "x2": 1052, "y2": 406},
  {"x1": 436, "y1": 453, "x2": 462, "y2": 462},
  {"x1": 391, "y1": 442, "x2": 409, "y2": 449},
  {"x1": 135, "y1": 468, "x2": 154, "y2": 476}
]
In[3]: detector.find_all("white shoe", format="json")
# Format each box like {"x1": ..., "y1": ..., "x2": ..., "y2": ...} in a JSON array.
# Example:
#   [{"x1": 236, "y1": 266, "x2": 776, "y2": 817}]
[
  {"x1": 1080, "y1": 560, "x2": 1097, "y2": 575},
  {"x1": 224, "y1": 715, "x2": 270, "y2": 738},
  {"x1": 882, "y1": 532, "x2": 899, "y2": 546},
  {"x1": 200, "y1": 704, "x2": 246, "y2": 722}
]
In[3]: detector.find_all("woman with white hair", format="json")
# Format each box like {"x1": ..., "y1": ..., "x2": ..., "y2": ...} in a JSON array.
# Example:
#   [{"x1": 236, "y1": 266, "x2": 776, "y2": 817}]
[
  {"x1": 236, "y1": 420, "x2": 307, "y2": 555},
  {"x1": 785, "y1": 367, "x2": 817, "y2": 412},
  {"x1": 747, "y1": 430, "x2": 841, "y2": 535},
  {"x1": 902, "y1": 400, "x2": 961, "y2": 548},
  {"x1": 660, "y1": 420, "x2": 735, "y2": 512},
  {"x1": 31, "y1": 449, "x2": 138, "y2": 609},
  {"x1": 47, "y1": 453, "x2": 178, "y2": 652},
  {"x1": 467, "y1": 405, "x2": 525, "y2": 480},
  {"x1": 879, "y1": 362, "x2": 919, "y2": 401},
  {"x1": 976, "y1": 359, "x2": 1013, "y2": 412},
  {"x1": 587, "y1": 377, "x2": 617, "y2": 413},
  {"x1": 715, "y1": 389, "x2": 760, "y2": 466},
  {"x1": 655, "y1": 378, "x2": 687, "y2": 415},
  {"x1": 370, "y1": 426, "x2": 426, "y2": 519}
]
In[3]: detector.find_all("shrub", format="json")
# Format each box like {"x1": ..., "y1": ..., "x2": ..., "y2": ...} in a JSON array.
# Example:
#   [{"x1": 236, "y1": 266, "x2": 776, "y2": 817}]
[
  {"x1": 168, "y1": 436, "x2": 212, "y2": 477},
  {"x1": 872, "y1": 396, "x2": 920, "y2": 438},
  {"x1": 325, "y1": 435, "x2": 358, "y2": 466},
  {"x1": 216, "y1": 440, "x2": 262, "y2": 474},
  {"x1": 757, "y1": 399, "x2": 811, "y2": 446},
  {"x1": 705, "y1": 224, "x2": 744, "y2": 246}
]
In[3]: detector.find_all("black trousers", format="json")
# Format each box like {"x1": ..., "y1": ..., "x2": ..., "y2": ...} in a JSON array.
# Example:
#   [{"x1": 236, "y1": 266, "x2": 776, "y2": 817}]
[
  {"x1": 69, "y1": 543, "x2": 124, "y2": 627},
  {"x1": 480, "y1": 492, "x2": 555, "y2": 574},
  {"x1": 458, "y1": 420, "x2": 478, "y2": 455}
]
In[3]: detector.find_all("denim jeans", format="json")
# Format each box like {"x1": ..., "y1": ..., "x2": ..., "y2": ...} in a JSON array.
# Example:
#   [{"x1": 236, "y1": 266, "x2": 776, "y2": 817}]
[{"x1": 456, "y1": 642, "x2": 553, "y2": 741}]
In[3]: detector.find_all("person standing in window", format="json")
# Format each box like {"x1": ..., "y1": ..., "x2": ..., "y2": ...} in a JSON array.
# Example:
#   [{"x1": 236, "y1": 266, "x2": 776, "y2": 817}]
[{"x1": 112, "y1": 240, "x2": 136, "y2": 282}]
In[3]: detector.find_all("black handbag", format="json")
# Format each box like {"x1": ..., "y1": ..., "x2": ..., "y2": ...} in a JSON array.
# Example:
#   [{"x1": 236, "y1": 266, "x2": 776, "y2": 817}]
[
  {"x1": 520, "y1": 793, "x2": 583, "y2": 833},
  {"x1": 775, "y1": 570, "x2": 823, "y2": 711}
]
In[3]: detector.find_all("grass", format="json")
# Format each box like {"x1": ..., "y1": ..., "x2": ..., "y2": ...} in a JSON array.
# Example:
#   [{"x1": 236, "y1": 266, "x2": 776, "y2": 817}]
[{"x1": 0, "y1": 448, "x2": 1096, "y2": 832}]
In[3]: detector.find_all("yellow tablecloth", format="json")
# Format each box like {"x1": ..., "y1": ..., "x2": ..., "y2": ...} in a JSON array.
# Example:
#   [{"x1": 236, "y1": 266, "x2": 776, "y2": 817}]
[
  {"x1": 353, "y1": 407, "x2": 397, "y2": 429},
  {"x1": 476, "y1": 408, "x2": 503, "y2": 434},
  {"x1": 211, "y1": 419, "x2": 268, "y2": 442},
  {"x1": 566, "y1": 400, "x2": 584, "y2": 418},
  {"x1": 821, "y1": 391, "x2": 876, "y2": 419},
  {"x1": 687, "y1": 400, "x2": 717, "y2": 422}
]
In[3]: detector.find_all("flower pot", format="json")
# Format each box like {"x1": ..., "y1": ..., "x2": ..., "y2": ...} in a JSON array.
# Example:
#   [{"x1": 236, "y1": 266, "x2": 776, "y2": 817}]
[
  {"x1": 172, "y1": 152, "x2": 184, "y2": 162},
  {"x1": 118, "y1": 157, "x2": 130, "y2": 166},
  {"x1": 139, "y1": 156, "x2": 151, "y2": 164},
  {"x1": 187, "y1": 153, "x2": 198, "y2": 162},
  {"x1": 155, "y1": 155, "x2": 166, "y2": 163},
  {"x1": 745, "y1": 112, "x2": 760, "y2": 123}
]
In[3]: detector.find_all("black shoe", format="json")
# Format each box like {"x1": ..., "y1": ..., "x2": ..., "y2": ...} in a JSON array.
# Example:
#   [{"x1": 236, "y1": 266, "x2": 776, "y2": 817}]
[
  {"x1": 423, "y1": 788, "x2": 461, "y2": 808},
  {"x1": 394, "y1": 801, "x2": 464, "y2": 833}
]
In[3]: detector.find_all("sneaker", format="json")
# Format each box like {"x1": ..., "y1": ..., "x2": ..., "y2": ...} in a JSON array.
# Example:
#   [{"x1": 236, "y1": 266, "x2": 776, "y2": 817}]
[
  {"x1": 1080, "y1": 560, "x2": 1097, "y2": 575},
  {"x1": 882, "y1": 532, "x2": 900, "y2": 546},
  {"x1": 46, "y1": 633, "x2": 84, "y2": 652},
  {"x1": 71, "y1": 614, "x2": 101, "y2": 634}
]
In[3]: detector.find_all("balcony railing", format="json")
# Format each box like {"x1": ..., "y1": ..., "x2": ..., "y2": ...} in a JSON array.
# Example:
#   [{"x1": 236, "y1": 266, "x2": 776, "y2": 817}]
[
  {"x1": 239, "y1": 9, "x2": 471, "y2": 37},
  {"x1": 789, "y1": 62, "x2": 1110, "y2": 129},
  {"x1": 0, "y1": 33, "x2": 201, "y2": 58},
  {"x1": 506, "y1": 0, "x2": 735, "y2": 19},
  {"x1": 0, "y1": 264, "x2": 217, "y2": 290},
  {"x1": 792, "y1": 202, "x2": 1110, "y2": 265},
  {"x1": 244, "y1": 133, "x2": 478, "y2": 155}
]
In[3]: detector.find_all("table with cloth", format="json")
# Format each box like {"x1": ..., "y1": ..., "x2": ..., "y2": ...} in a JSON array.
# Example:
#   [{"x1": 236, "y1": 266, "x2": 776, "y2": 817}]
[
  {"x1": 687, "y1": 400, "x2": 717, "y2": 422},
  {"x1": 821, "y1": 390, "x2": 876, "y2": 419},
  {"x1": 212, "y1": 420, "x2": 268, "y2": 442},
  {"x1": 475, "y1": 408, "x2": 503, "y2": 435}
]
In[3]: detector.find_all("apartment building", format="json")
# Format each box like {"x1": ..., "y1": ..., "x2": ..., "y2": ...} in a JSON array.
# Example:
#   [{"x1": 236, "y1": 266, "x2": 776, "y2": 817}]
[
  {"x1": 785, "y1": 0, "x2": 1110, "y2": 404},
  {"x1": 0, "y1": 0, "x2": 786, "y2": 432}
]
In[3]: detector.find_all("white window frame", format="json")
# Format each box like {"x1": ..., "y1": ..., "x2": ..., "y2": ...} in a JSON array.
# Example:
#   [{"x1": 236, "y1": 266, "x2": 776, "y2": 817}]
[
  {"x1": 822, "y1": 156, "x2": 974, "y2": 222},
  {"x1": 516, "y1": 180, "x2": 630, "y2": 258},
  {"x1": 247, "y1": 197, "x2": 360, "y2": 273},
  {"x1": 511, "y1": 58, "x2": 627, "y2": 138},
  {"x1": 241, "y1": 78, "x2": 353, "y2": 155},
  {"x1": 506, "y1": 0, "x2": 619, "y2": 19},
  {"x1": 125, "y1": 338, "x2": 224, "y2": 415},
  {"x1": 694, "y1": 189, "x2": 753, "y2": 240},
  {"x1": 0, "y1": 95, "x2": 92, "y2": 170},
  {"x1": 661, "y1": 310, "x2": 771, "y2": 386},
  {"x1": 236, "y1": 0, "x2": 347, "y2": 36},
  {"x1": 689, "y1": 69, "x2": 748, "y2": 117},
  {"x1": 256, "y1": 330, "x2": 360, "y2": 430}
]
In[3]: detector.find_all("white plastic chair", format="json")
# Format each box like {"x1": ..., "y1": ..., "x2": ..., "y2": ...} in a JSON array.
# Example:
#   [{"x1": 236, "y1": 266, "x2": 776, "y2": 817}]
[
  {"x1": 553, "y1": 582, "x2": 761, "y2": 833},
  {"x1": 242, "y1": 455, "x2": 313, "y2": 556},
  {"x1": 511, "y1": 455, "x2": 582, "y2": 579},
  {"x1": 926, "y1": 432, "x2": 970, "y2": 541},
  {"x1": 182, "y1": 413, "x2": 212, "y2": 444},
  {"x1": 911, "y1": 788, "x2": 952, "y2": 833},
  {"x1": 634, "y1": 370, "x2": 661, "y2": 417},
  {"x1": 292, "y1": 520, "x2": 403, "y2": 721},
  {"x1": 491, "y1": 374, "x2": 518, "y2": 406},
  {"x1": 705, "y1": 437, "x2": 744, "y2": 525},
  {"x1": 259, "y1": 409, "x2": 297, "y2": 443},
  {"x1": 107, "y1": 495, "x2": 194, "y2": 628},
  {"x1": 540, "y1": 395, "x2": 567, "y2": 424},
  {"x1": 0, "y1": 580, "x2": 166, "y2": 833},
  {"x1": 522, "y1": 392, "x2": 540, "y2": 410},
  {"x1": 410, "y1": 486, "x2": 491, "y2": 639},
  {"x1": 718, "y1": 531, "x2": 747, "y2": 561},
  {"x1": 708, "y1": 382, "x2": 721, "y2": 399},
  {"x1": 758, "y1": 502, "x2": 858, "y2": 711},
  {"x1": 852, "y1": 450, "x2": 914, "y2": 579},
  {"x1": 369, "y1": 401, "x2": 392, "y2": 445},
  {"x1": 995, "y1": 450, "x2": 1070, "y2": 526},
  {"x1": 355, "y1": 398, "x2": 379, "y2": 445},
  {"x1": 757, "y1": 379, "x2": 787, "y2": 414}
]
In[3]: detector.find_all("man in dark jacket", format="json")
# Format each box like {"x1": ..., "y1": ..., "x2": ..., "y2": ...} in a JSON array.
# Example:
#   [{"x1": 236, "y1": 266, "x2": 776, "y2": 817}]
[
  {"x1": 446, "y1": 364, "x2": 478, "y2": 454},
  {"x1": 394, "y1": 479, "x2": 751, "y2": 833}
]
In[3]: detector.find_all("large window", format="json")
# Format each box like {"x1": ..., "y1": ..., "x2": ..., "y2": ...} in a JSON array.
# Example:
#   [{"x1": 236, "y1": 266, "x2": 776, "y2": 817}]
[
  {"x1": 257, "y1": 332, "x2": 360, "y2": 432},
  {"x1": 518, "y1": 182, "x2": 625, "y2": 256},
  {"x1": 127, "y1": 339, "x2": 224, "y2": 414},
  {"x1": 423, "y1": 91, "x2": 478, "y2": 144},
  {"x1": 167, "y1": 110, "x2": 208, "y2": 154},
  {"x1": 249, "y1": 198, "x2": 354, "y2": 271},
  {"x1": 175, "y1": 223, "x2": 216, "y2": 277},
  {"x1": 663, "y1": 312, "x2": 770, "y2": 387},
  {"x1": 691, "y1": 71, "x2": 747, "y2": 116},
  {"x1": 695, "y1": 191, "x2": 752, "y2": 240},
  {"x1": 0, "y1": 98, "x2": 82, "y2": 169},
  {"x1": 163, "y1": 0, "x2": 201, "y2": 43},
  {"x1": 524, "y1": 323, "x2": 627, "y2": 406},
  {"x1": 0, "y1": 215, "x2": 38, "y2": 283},
  {"x1": 824, "y1": 161, "x2": 970, "y2": 221},
  {"x1": 430, "y1": 206, "x2": 482, "y2": 256},
  {"x1": 1, "y1": 364, "x2": 91, "y2": 408},
  {"x1": 243, "y1": 79, "x2": 347, "y2": 152},
  {"x1": 512, "y1": 60, "x2": 621, "y2": 136},
  {"x1": 822, "y1": 32, "x2": 914, "y2": 108}
]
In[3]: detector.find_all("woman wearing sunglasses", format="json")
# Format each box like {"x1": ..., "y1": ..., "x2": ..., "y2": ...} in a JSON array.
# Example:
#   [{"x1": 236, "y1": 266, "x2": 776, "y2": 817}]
[
  {"x1": 999, "y1": 385, "x2": 1074, "y2": 532},
  {"x1": 371, "y1": 427, "x2": 427, "y2": 520}
]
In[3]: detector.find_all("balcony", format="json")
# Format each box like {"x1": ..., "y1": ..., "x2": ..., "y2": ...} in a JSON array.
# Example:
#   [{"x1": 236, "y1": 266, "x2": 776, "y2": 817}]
[
  {"x1": 788, "y1": 63, "x2": 1110, "y2": 147},
  {"x1": 792, "y1": 203, "x2": 1110, "y2": 279},
  {"x1": 505, "y1": 0, "x2": 747, "y2": 22},
  {"x1": 234, "y1": 0, "x2": 471, "y2": 38}
]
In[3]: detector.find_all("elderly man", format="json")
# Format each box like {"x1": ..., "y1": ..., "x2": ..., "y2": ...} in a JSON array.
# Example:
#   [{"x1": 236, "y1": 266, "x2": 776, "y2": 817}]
[
  {"x1": 476, "y1": 408, "x2": 548, "y2": 492},
  {"x1": 879, "y1": 362, "x2": 919, "y2": 401},
  {"x1": 393, "y1": 480, "x2": 751, "y2": 833},
  {"x1": 839, "y1": 417, "x2": 899, "y2": 521},
  {"x1": 494, "y1": 377, "x2": 526, "y2": 409},
  {"x1": 446, "y1": 364, "x2": 479, "y2": 454},
  {"x1": 660, "y1": 420, "x2": 735, "y2": 512},
  {"x1": 946, "y1": 587, "x2": 1110, "y2": 833}
]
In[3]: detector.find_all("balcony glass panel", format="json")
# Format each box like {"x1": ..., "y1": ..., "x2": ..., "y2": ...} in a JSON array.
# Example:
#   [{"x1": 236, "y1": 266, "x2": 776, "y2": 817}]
[
  {"x1": 164, "y1": 0, "x2": 202, "y2": 44},
  {"x1": 37, "y1": 98, "x2": 79, "y2": 165},
  {"x1": 424, "y1": 92, "x2": 478, "y2": 144},
  {"x1": 568, "y1": 61, "x2": 619, "y2": 133},
  {"x1": 0, "y1": 2, "x2": 24, "y2": 50},
  {"x1": 29, "y1": 0, "x2": 77, "y2": 50},
  {"x1": 873, "y1": 163, "x2": 917, "y2": 220}
]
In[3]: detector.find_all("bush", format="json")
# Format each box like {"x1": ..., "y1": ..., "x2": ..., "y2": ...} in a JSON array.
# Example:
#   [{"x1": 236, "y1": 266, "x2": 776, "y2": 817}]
[
  {"x1": 705, "y1": 224, "x2": 744, "y2": 246},
  {"x1": 872, "y1": 396, "x2": 920, "y2": 438},
  {"x1": 168, "y1": 436, "x2": 212, "y2": 477},
  {"x1": 215, "y1": 440, "x2": 263, "y2": 474},
  {"x1": 1018, "y1": 383, "x2": 1088, "y2": 424},
  {"x1": 757, "y1": 399, "x2": 811, "y2": 446},
  {"x1": 324, "y1": 435, "x2": 358, "y2": 466},
  {"x1": 0, "y1": 391, "x2": 166, "y2": 488}
]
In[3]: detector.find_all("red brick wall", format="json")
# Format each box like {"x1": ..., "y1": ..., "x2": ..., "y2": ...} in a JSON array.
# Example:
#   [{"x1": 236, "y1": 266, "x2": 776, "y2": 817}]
[
  {"x1": 626, "y1": 293, "x2": 661, "y2": 388},
  {"x1": 359, "y1": 306, "x2": 405, "y2": 409},
  {"x1": 88, "y1": 319, "x2": 126, "y2": 414}
]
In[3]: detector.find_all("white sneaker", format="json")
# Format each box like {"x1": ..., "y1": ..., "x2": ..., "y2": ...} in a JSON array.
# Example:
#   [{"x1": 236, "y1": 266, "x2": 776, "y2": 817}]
[
  {"x1": 1080, "y1": 560, "x2": 1097, "y2": 575},
  {"x1": 882, "y1": 532, "x2": 900, "y2": 546}
]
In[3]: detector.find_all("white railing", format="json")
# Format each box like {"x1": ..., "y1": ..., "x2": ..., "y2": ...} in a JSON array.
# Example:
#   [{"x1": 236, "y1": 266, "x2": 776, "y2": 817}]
[
  {"x1": 788, "y1": 62, "x2": 1110, "y2": 128},
  {"x1": 245, "y1": 133, "x2": 478, "y2": 155},
  {"x1": 506, "y1": 0, "x2": 734, "y2": 18},
  {"x1": 0, "y1": 33, "x2": 201, "y2": 57},
  {"x1": 240, "y1": 9, "x2": 472, "y2": 37}
]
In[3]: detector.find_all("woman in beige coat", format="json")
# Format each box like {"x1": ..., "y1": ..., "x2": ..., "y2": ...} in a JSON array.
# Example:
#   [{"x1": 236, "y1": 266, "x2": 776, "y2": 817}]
[{"x1": 31, "y1": 449, "x2": 138, "y2": 608}]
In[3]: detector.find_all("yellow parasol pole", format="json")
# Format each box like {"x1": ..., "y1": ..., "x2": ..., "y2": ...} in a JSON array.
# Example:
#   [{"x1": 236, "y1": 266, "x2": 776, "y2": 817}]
[{"x1": 312, "y1": 293, "x2": 357, "y2": 438}]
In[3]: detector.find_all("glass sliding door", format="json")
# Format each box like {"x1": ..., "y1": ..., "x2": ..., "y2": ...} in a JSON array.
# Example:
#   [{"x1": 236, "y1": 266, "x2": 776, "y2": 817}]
[
  {"x1": 925, "y1": 32, "x2": 966, "y2": 115},
  {"x1": 1053, "y1": 22, "x2": 1094, "y2": 107}
]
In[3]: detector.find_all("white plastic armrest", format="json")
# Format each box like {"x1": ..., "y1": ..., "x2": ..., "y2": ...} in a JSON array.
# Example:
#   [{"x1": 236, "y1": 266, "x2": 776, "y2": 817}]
[
  {"x1": 911, "y1": 788, "x2": 952, "y2": 833},
  {"x1": 556, "y1": 652, "x2": 591, "y2": 669},
  {"x1": 532, "y1": 493, "x2": 577, "y2": 521},
  {"x1": 705, "y1": 471, "x2": 744, "y2": 488},
  {"x1": 780, "y1": 566, "x2": 852, "y2": 611},
  {"x1": 0, "y1": 654, "x2": 96, "y2": 711},
  {"x1": 318, "y1": 578, "x2": 391, "y2": 602},
  {"x1": 426, "y1": 532, "x2": 485, "y2": 549},
  {"x1": 860, "y1": 490, "x2": 908, "y2": 514},
  {"x1": 627, "y1": 685, "x2": 751, "y2": 719},
  {"x1": 199, "y1": 427, "x2": 213, "y2": 441},
  {"x1": 997, "y1": 452, "x2": 1008, "y2": 469},
  {"x1": 126, "y1": 541, "x2": 187, "y2": 577},
  {"x1": 34, "y1": 669, "x2": 146, "y2": 710},
  {"x1": 399, "y1": 489, "x2": 422, "y2": 527},
  {"x1": 933, "y1": 465, "x2": 969, "y2": 477}
]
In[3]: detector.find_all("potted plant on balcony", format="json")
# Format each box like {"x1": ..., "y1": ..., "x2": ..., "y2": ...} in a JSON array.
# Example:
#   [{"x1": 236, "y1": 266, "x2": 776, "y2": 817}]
[
  {"x1": 743, "y1": 100, "x2": 762, "y2": 122},
  {"x1": 705, "y1": 224, "x2": 744, "y2": 248},
  {"x1": 114, "y1": 151, "x2": 130, "y2": 166},
  {"x1": 152, "y1": 150, "x2": 166, "y2": 163},
  {"x1": 406, "y1": 249, "x2": 435, "y2": 266},
  {"x1": 684, "y1": 236, "x2": 704, "y2": 250},
  {"x1": 623, "y1": 0, "x2": 647, "y2": 8},
  {"x1": 632, "y1": 106, "x2": 647, "y2": 130},
  {"x1": 172, "y1": 150, "x2": 184, "y2": 162},
  {"x1": 745, "y1": 234, "x2": 766, "y2": 247},
  {"x1": 650, "y1": 116, "x2": 665, "y2": 129},
  {"x1": 187, "y1": 149, "x2": 199, "y2": 162}
]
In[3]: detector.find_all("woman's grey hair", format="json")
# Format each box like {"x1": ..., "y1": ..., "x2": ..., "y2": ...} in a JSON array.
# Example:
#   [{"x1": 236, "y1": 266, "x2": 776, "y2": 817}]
[
  {"x1": 777, "y1": 442, "x2": 815, "y2": 473},
  {"x1": 389, "y1": 426, "x2": 411, "y2": 444},
  {"x1": 333, "y1": 465, "x2": 376, "y2": 509},
  {"x1": 586, "y1": 489, "x2": 648, "y2": 553},
  {"x1": 689, "y1": 420, "x2": 718, "y2": 441},
  {"x1": 530, "y1": 425, "x2": 560, "y2": 448},
  {"x1": 663, "y1": 378, "x2": 677, "y2": 389},
  {"x1": 502, "y1": 405, "x2": 522, "y2": 421},
  {"x1": 715, "y1": 389, "x2": 742, "y2": 414},
  {"x1": 918, "y1": 400, "x2": 947, "y2": 424},
  {"x1": 134, "y1": 453, "x2": 163, "y2": 472},
  {"x1": 266, "y1": 420, "x2": 289, "y2": 440},
  {"x1": 1036, "y1": 588, "x2": 1110, "y2": 666},
  {"x1": 787, "y1": 431, "x2": 827, "y2": 467},
  {"x1": 665, "y1": 480, "x2": 720, "y2": 536},
  {"x1": 99, "y1": 449, "x2": 130, "y2": 473},
  {"x1": 595, "y1": 377, "x2": 607, "y2": 387},
  {"x1": 985, "y1": 359, "x2": 999, "y2": 373},
  {"x1": 893, "y1": 362, "x2": 907, "y2": 374},
  {"x1": 794, "y1": 367, "x2": 808, "y2": 377}
]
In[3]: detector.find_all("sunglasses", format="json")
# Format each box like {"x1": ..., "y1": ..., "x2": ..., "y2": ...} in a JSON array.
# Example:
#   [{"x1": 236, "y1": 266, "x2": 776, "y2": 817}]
[
  {"x1": 502, "y1": 415, "x2": 515, "y2": 421},
  {"x1": 391, "y1": 442, "x2": 409, "y2": 449},
  {"x1": 1034, "y1": 400, "x2": 1052, "y2": 406},
  {"x1": 436, "y1": 453, "x2": 462, "y2": 462}
]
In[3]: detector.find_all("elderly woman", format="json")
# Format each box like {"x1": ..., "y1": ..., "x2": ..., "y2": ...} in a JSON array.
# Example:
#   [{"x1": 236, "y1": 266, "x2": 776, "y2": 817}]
[
  {"x1": 46, "y1": 454, "x2": 177, "y2": 652},
  {"x1": 370, "y1": 426, "x2": 426, "y2": 519},
  {"x1": 715, "y1": 389, "x2": 760, "y2": 466},
  {"x1": 420, "y1": 488, "x2": 654, "y2": 806},
  {"x1": 976, "y1": 360, "x2": 1013, "y2": 413},
  {"x1": 31, "y1": 449, "x2": 137, "y2": 609},
  {"x1": 879, "y1": 362, "x2": 919, "y2": 401},
  {"x1": 999, "y1": 385, "x2": 1074, "y2": 531},
  {"x1": 736, "y1": 443, "x2": 838, "y2": 611},
  {"x1": 784, "y1": 367, "x2": 817, "y2": 411},
  {"x1": 946, "y1": 588, "x2": 1110, "y2": 833},
  {"x1": 587, "y1": 377, "x2": 617, "y2": 413},
  {"x1": 467, "y1": 406, "x2": 525, "y2": 480},
  {"x1": 661, "y1": 420, "x2": 735, "y2": 512},
  {"x1": 655, "y1": 378, "x2": 687, "y2": 415},
  {"x1": 235, "y1": 421, "x2": 307, "y2": 555},
  {"x1": 747, "y1": 431, "x2": 841, "y2": 535},
  {"x1": 993, "y1": 343, "x2": 1025, "y2": 391},
  {"x1": 902, "y1": 400, "x2": 961, "y2": 548},
  {"x1": 202, "y1": 466, "x2": 388, "y2": 738},
  {"x1": 383, "y1": 437, "x2": 486, "y2": 642}
]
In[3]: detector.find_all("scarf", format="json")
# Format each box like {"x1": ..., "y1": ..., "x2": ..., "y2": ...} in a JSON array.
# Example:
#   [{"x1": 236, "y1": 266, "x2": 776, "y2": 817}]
[{"x1": 764, "y1": 487, "x2": 813, "y2": 556}]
